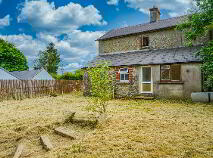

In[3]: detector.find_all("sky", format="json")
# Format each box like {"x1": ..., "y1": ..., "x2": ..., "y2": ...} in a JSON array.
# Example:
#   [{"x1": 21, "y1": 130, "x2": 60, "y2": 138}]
[{"x1": 0, "y1": 0, "x2": 194, "y2": 72}]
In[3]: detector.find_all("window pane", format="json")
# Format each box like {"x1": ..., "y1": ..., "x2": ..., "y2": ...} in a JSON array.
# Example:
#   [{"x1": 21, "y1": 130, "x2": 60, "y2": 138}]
[
  {"x1": 125, "y1": 74, "x2": 129, "y2": 80},
  {"x1": 142, "y1": 83, "x2": 151, "y2": 92},
  {"x1": 161, "y1": 69, "x2": 170, "y2": 80},
  {"x1": 171, "y1": 64, "x2": 181, "y2": 81},
  {"x1": 120, "y1": 74, "x2": 124, "y2": 80},
  {"x1": 142, "y1": 67, "x2": 151, "y2": 82}
]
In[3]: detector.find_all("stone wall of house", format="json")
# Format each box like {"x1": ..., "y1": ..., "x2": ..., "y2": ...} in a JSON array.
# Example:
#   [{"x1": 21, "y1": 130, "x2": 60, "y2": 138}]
[
  {"x1": 83, "y1": 66, "x2": 140, "y2": 98},
  {"x1": 99, "y1": 28, "x2": 183, "y2": 54},
  {"x1": 99, "y1": 28, "x2": 210, "y2": 54},
  {"x1": 83, "y1": 63, "x2": 202, "y2": 99},
  {"x1": 114, "y1": 66, "x2": 139, "y2": 98},
  {"x1": 112, "y1": 63, "x2": 202, "y2": 98}
]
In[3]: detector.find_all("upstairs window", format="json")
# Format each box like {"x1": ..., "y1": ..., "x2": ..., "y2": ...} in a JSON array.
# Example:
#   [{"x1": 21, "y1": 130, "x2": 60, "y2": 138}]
[
  {"x1": 120, "y1": 68, "x2": 129, "y2": 82},
  {"x1": 141, "y1": 36, "x2": 149, "y2": 48},
  {"x1": 160, "y1": 64, "x2": 181, "y2": 81}
]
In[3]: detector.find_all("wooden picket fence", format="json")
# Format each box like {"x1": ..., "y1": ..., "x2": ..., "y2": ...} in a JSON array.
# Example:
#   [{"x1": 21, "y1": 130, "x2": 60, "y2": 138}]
[{"x1": 0, "y1": 80, "x2": 83, "y2": 101}]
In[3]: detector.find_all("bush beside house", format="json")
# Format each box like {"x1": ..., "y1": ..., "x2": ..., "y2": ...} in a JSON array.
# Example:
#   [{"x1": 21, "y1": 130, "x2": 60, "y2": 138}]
[{"x1": 52, "y1": 69, "x2": 84, "y2": 80}]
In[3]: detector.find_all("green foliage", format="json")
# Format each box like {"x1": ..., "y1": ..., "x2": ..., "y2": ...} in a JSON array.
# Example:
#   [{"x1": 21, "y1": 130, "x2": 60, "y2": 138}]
[
  {"x1": 177, "y1": 0, "x2": 213, "y2": 90},
  {"x1": 199, "y1": 41, "x2": 213, "y2": 90},
  {"x1": 34, "y1": 42, "x2": 60, "y2": 74},
  {"x1": 0, "y1": 38, "x2": 28, "y2": 71},
  {"x1": 177, "y1": 0, "x2": 213, "y2": 46},
  {"x1": 87, "y1": 62, "x2": 113, "y2": 114},
  {"x1": 52, "y1": 69, "x2": 84, "y2": 80}
]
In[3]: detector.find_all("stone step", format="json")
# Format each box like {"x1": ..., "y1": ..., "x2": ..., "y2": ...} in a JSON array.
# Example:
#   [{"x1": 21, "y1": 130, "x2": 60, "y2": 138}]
[
  {"x1": 64, "y1": 111, "x2": 76, "y2": 123},
  {"x1": 54, "y1": 127, "x2": 76, "y2": 139},
  {"x1": 40, "y1": 135, "x2": 53, "y2": 151},
  {"x1": 134, "y1": 96, "x2": 154, "y2": 100},
  {"x1": 13, "y1": 144, "x2": 24, "y2": 158},
  {"x1": 71, "y1": 117, "x2": 98, "y2": 128}
]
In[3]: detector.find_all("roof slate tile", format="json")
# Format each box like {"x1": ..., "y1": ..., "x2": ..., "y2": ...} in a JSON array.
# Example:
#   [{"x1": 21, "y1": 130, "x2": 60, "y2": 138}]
[
  {"x1": 86, "y1": 46, "x2": 201, "y2": 67},
  {"x1": 97, "y1": 16, "x2": 186, "y2": 41}
]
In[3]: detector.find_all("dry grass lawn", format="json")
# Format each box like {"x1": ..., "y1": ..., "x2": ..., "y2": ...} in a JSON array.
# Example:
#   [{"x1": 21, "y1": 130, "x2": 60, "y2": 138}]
[{"x1": 0, "y1": 93, "x2": 213, "y2": 158}]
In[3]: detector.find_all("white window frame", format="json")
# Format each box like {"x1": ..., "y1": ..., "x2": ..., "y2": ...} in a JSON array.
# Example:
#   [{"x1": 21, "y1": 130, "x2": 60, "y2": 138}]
[
  {"x1": 141, "y1": 66, "x2": 153, "y2": 94},
  {"x1": 120, "y1": 68, "x2": 129, "y2": 82}
]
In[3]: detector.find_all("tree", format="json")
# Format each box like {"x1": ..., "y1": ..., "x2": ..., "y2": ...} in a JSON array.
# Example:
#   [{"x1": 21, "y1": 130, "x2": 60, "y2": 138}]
[
  {"x1": 87, "y1": 62, "x2": 113, "y2": 114},
  {"x1": 0, "y1": 38, "x2": 28, "y2": 71},
  {"x1": 177, "y1": 0, "x2": 213, "y2": 91},
  {"x1": 34, "y1": 42, "x2": 60, "y2": 74}
]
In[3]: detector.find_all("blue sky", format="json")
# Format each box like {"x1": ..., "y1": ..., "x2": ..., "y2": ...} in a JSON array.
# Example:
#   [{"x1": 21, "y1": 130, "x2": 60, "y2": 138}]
[{"x1": 0, "y1": 0, "x2": 194, "y2": 72}]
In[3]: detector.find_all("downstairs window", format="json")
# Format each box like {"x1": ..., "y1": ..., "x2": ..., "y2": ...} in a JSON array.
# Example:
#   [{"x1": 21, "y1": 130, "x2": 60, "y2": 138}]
[
  {"x1": 160, "y1": 64, "x2": 181, "y2": 81},
  {"x1": 120, "y1": 68, "x2": 129, "y2": 82}
]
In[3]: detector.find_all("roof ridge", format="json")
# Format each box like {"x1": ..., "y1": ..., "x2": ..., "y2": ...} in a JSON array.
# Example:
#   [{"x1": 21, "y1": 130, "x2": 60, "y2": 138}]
[
  {"x1": 97, "y1": 14, "x2": 188, "y2": 41},
  {"x1": 114, "y1": 15, "x2": 186, "y2": 31}
]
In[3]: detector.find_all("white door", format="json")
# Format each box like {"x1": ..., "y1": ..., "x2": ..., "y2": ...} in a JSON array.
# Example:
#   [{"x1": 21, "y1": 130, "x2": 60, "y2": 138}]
[{"x1": 141, "y1": 66, "x2": 152, "y2": 93}]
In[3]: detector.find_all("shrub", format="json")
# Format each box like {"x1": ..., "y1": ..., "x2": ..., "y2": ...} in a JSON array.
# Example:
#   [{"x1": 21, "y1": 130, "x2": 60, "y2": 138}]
[
  {"x1": 52, "y1": 69, "x2": 84, "y2": 80},
  {"x1": 87, "y1": 62, "x2": 113, "y2": 114}
]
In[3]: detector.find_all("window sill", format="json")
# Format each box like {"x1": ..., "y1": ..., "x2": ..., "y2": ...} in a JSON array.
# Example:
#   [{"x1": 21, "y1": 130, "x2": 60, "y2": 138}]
[
  {"x1": 157, "y1": 81, "x2": 184, "y2": 84},
  {"x1": 117, "y1": 81, "x2": 130, "y2": 84},
  {"x1": 141, "y1": 46, "x2": 150, "y2": 49}
]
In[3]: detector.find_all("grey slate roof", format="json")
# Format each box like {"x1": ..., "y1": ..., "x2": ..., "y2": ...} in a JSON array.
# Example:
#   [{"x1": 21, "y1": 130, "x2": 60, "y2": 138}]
[
  {"x1": 10, "y1": 69, "x2": 42, "y2": 80},
  {"x1": 87, "y1": 46, "x2": 201, "y2": 67},
  {"x1": 97, "y1": 15, "x2": 186, "y2": 41},
  {"x1": 0, "y1": 68, "x2": 19, "y2": 79}
]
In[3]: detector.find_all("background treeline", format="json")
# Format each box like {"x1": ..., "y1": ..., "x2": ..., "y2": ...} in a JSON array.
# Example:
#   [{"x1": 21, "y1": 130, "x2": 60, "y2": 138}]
[{"x1": 52, "y1": 69, "x2": 84, "y2": 80}]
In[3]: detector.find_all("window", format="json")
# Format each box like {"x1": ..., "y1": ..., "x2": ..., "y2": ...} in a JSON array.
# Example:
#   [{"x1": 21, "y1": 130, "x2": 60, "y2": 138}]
[
  {"x1": 120, "y1": 68, "x2": 129, "y2": 82},
  {"x1": 141, "y1": 36, "x2": 149, "y2": 49},
  {"x1": 143, "y1": 36, "x2": 149, "y2": 47},
  {"x1": 160, "y1": 64, "x2": 181, "y2": 81}
]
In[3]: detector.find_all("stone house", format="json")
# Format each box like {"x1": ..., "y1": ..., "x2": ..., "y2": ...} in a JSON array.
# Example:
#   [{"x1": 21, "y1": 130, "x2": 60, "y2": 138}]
[{"x1": 85, "y1": 7, "x2": 212, "y2": 98}]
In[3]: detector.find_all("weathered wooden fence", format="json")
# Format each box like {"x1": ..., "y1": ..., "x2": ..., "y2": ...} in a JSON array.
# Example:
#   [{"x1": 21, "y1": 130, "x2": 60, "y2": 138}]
[{"x1": 0, "y1": 80, "x2": 83, "y2": 101}]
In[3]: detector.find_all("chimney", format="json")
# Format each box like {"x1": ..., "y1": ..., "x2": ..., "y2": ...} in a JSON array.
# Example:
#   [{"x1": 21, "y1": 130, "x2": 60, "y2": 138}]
[{"x1": 149, "y1": 6, "x2": 160, "y2": 23}]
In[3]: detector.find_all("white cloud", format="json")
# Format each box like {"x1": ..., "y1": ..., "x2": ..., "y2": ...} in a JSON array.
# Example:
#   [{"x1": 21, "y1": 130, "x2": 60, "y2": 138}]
[
  {"x1": 0, "y1": 15, "x2": 11, "y2": 28},
  {"x1": 107, "y1": 0, "x2": 194, "y2": 17},
  {"x1": 124, "y1": 0, "x2": 194, "y2": 16},
  {"x1": 168, "y1": 12, "x2": 179, "y2": 17},
  {"x1": 17, "y1": 0, "x2": 107, "y2": 34},
  {"x1": 0, "y1": 34, "x2": 45, "y2": 56},
  {"x1": 107, "y1": 0, "x2": 119, "y2": 5},
  {"x1": 64, "y1": 63, "x2": 83, "y2": 71},
  {"x1": 0, "y1": 30, "x2": 105, "y2": 72}
]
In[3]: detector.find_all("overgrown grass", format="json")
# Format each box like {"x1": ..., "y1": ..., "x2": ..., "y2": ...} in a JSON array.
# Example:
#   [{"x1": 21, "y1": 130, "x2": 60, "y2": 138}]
[{"x1": 0, "y1": 94, "x2": 213, "y2": 158}]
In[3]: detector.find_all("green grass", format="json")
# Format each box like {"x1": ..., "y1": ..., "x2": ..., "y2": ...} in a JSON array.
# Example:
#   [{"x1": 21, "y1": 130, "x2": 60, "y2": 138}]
[{"x1": 0, "y1": 93, "x2": 213, "y2": 158}]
